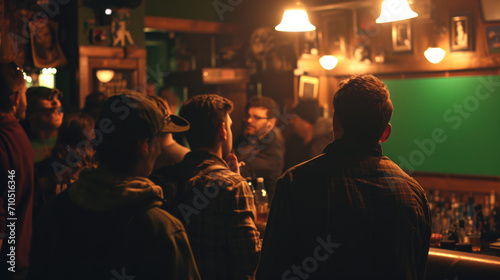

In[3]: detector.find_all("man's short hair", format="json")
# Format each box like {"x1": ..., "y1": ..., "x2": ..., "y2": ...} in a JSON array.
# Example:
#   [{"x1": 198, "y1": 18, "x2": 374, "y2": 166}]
[
  {"x1": 245, "y1": 96, "x2": 279, "y2": 119},
  {"x1": 179, "y1": 94, "x2": 233, "y2": 150},
  {"x1": 333, "y1": 75, "x2": 393, "y2": 142},
  {"x1": 95, "y1": 91, "x2": 167, "y2": 173},
  {"x1": 0, "y1": 62, "x2": 24, "y2": 113}
]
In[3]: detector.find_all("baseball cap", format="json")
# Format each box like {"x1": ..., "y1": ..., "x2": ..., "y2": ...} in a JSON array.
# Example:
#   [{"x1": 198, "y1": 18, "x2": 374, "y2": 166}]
[
  {"x1": 99, "y1": 91, "x2": 189, "y2": 138},
  {"x1": 146, "y1": 94, "x2": 189, "y2": 133}
]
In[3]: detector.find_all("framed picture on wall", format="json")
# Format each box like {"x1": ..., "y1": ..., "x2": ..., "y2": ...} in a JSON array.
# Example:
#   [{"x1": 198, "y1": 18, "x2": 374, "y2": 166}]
[
  {"x1": 299, "y1": 76, "x2": 319, "y2": 100},
  {"x1": 486, "y1": 25, "x2": 500, "y2": 54},
  {"x1": 450, "y1": 15, "x2": 473, "y2": 51},
  {"x1": 320, "y1": 10, "x2": 353, "y2": 59},
  {"x1": 392, "y1": 21, "x2": 412, "y2": 52}
]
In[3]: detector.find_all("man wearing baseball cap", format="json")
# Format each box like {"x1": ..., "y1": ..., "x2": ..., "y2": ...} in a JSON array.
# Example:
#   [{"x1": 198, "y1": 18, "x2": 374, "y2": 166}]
[{"x1": 27, "y1": 91, "x2": 200, "y2": 279}]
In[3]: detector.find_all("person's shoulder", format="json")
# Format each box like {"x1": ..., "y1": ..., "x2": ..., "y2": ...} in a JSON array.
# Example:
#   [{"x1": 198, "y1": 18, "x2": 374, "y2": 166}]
[
  {"x1": 134, "y1": 206, "x2": 187, "y2": 236},
  {"x1": 281, "y1": 153, "x2": 328, "y2": 180}
]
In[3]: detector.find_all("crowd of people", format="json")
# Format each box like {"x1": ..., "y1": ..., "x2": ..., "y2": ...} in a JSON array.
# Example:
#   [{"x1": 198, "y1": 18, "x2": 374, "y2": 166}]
[{"x1": 0, "y1": 61, "x2": 431, "y2": 280}]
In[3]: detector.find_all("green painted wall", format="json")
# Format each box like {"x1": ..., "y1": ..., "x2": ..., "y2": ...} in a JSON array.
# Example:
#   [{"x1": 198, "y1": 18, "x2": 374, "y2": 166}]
[{"x1": 381, "y1": 76, "x2": 500, "y2": 176}]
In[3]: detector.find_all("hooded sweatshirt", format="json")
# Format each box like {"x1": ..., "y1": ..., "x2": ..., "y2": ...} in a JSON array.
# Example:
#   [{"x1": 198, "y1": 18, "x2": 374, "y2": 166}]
[{"x1": 27, "y1": 167, "x2": 200, "y2": 280}]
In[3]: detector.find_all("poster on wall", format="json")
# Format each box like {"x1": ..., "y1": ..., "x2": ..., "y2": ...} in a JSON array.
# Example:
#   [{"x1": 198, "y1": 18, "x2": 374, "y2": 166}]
[{"x1": 29, "y1": 19, "x2": 67, "y2": 68}]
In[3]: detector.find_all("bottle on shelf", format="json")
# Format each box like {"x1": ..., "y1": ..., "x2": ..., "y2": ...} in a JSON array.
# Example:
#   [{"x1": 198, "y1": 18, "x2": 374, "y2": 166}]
[{"x1": 255, "y1": 177, "x2": 269, "y2": 222}]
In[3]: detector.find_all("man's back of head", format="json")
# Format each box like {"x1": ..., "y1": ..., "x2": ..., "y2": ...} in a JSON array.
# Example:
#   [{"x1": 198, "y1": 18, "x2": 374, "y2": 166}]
[
  {"x1": 0, "y1": 62, "x2": 26, "y2": 119},
  {"x1": 179, "y1": 94, "x2": 233, "y2": 151},
  {"x1": 333, "y1": 74, "x2": 393, "y2": 143}
]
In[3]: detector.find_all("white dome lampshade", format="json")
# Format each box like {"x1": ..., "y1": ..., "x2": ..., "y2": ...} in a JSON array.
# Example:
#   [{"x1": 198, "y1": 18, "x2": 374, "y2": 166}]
[
  {"x1": 319, "y1": 55, "x2": 338, "y2": 70},
  {"x1": 96, "y1": 70, "x2": 115, "y2": 83},
  {"x1": 424, "y1": 47, "x2": 446, "y2": 64},
  {"x1": 276, "y1": 2, "x2": 316, "y2": 32},
  {"x1": 376, "y1": 0, "x2": 418, "y2": 23}
]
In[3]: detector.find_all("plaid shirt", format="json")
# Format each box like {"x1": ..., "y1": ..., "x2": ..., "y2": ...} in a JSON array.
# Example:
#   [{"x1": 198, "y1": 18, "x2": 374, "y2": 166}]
[
  {"x1": 257, "y1": 137, "x2": 432, "y2": 280},
  {"x1": 154, "y1": 151, "x2": 261, "y2": 280}
]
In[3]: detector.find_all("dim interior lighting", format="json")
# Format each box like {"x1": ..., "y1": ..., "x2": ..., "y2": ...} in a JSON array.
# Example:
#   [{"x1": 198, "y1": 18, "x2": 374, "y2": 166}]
[
  {"x1": 319, "y1": 55, "x2": 338, "y2": 70},
  {"x1": 96, "y1": 70, "x2": 115, "y2": 83},
  {"x1": 275, "y1": 2, "x2": 316, "y2": 32},
  {"x1": 105, "y1": 9, "x2": 112, "y2": 15},
  {"x1": 424, "y1": 47, "x2": 446, "y2": 64},
  {"x1": 376, "y1": 0, "x2": 418, "y2": 23}
]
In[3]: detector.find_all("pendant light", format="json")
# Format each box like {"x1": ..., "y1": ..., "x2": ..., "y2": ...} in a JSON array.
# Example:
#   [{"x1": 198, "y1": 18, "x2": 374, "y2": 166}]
[
  {"x1": 276, "y1": 1, "x2": 316, "y2": 32},
  {"x1": 376, "y1": 0, "x2": 418, "y2": 23}
]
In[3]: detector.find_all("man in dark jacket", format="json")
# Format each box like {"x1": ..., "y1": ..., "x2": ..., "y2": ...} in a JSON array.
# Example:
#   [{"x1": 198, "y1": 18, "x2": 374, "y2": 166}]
[
  {"x1": 257, "y1": 75, "x2": 432, "y2": 280},
  {"x1": 235, "y1": 96, "x2": 285, "y2": 203},
  {"x1": 27, "y1": 91, "x2": 200, "y2": 280}
]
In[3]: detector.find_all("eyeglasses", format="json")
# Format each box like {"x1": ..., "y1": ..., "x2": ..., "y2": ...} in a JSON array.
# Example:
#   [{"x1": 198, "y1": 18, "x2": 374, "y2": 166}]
[{"x1": 245, "y1": 114, "x2": 271, "y2": 121}]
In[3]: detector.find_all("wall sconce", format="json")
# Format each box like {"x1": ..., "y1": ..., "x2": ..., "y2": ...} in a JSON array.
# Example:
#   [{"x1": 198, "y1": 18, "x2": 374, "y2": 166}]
[
  {"x1": 376, "y1": 0, "x2": 418, "y2": 23},
  {"x1": 424, "y1": 24, "x2": 447, "y2": 64},
  {"x1": 424, "y1": 48, "x2": 446, "y2": 64},
  {"x1": 276, "y1": 1, "x2": 316, "y2": 32},
  {"x1": 319, "y1": 55, "x2": 338, "y2": 70},
  {"x1": 96, "y1": 69, "x2": 115, "y2": 83}
]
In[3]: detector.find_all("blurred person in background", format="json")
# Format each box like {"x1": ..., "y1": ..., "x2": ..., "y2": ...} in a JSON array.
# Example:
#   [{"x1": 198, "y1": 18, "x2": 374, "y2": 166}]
[
  {"x1": 0, "y1": 62, "x2": 33, "y2": 280},
  {"x1": 33, "y1": 112, "x2": 96, "y2": 220},
  {"x1": 284, "y1": 99, "x2": 333, "y2": 170},
  {"x1": 82, "y1": 91, "x2": 106, "y2": 120},
  {"x1": 22, "y1": 87, "x2": 64, "y2": 163}
]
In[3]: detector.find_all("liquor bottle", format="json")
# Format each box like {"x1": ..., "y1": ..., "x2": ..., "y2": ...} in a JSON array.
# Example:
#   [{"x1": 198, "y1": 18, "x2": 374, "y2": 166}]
[
  {"x1": 255, "y1": 177, "x2": 269, "y2": 222},
  {"x1": 246, "y1": 177, "x2": 255, "y2": 194}
]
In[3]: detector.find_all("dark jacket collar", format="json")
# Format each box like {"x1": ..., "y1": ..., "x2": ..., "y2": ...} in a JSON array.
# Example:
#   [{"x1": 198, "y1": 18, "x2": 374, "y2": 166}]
[{"x1": 323, "y1": 137, "x2": 383, "y2": 158}]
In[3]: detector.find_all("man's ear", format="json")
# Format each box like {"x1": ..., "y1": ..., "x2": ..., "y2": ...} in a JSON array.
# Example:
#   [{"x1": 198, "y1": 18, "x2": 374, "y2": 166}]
[
  {"x1": 139, "y1": 140, "x2": 149, "y2": 156},
  {"x1": 379, "y1": 123, "x2": 392, "y2": 143},
  {"x1": 9, "y1": 91, "x2": 20, "y2": 107},
  {"x1": 218, "y1": 122, "x2": 228, "y2": 142},
  {"x1": 268, "y1": 118, "x2": 276, "y2": 129}
]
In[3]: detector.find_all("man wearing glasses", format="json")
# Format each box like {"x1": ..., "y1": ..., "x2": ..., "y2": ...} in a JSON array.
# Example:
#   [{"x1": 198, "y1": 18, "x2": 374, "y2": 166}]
[{"x1": 235, "y1": 96, "x2": 285, "y2": 203}]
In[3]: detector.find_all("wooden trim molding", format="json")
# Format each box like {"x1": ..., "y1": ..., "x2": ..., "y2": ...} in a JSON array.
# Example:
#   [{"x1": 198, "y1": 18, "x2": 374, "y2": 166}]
[
  {"x1": 410, "y1": 171, "x2": 500, "y2": 195},
  {"x1": 78, "y1": 46, "x2": 146, "y2": 109},
  {"x1": 144, "y1": 16, "x2": 241, "y2": 34}
]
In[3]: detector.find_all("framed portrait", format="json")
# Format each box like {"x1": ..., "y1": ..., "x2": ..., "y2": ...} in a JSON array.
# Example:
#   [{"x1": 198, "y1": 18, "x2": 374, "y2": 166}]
[
  {"x1": 320, "y1": 10, "x2": 353, "y2": 59},
  {"x1": 486, "y1": 25, "x2": 500, "y2": 54},
  {"x1": 298, "y1": 76, "x2": 319, "y2": 100},
  {"x1": 392, "y1": 21, "x2": 412, "y2": 52},
  {"x1": 450, "y1": 15, "x2": 473, "y2": 51},
  {"x1": 480, "y1": 0, "x2": 500, "y2": 22},
  {"x1": 29, "y1": 20, "x2": 67, "y2": 68}
]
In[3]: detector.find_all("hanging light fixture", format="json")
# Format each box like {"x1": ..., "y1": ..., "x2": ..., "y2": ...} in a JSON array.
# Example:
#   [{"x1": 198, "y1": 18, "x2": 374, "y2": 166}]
[
  {"x1": 319, "y1": 55, "x2": 338, "y2": 70},
  {"x1": 275, "y1": 1, "x2": 316, "y2": 32},
  {"x1": 424, "y1": 47, "x2": 445, "y2": 64},
  {"x1": 376, "y1": 0, "x2": 418, "y2": 23}
]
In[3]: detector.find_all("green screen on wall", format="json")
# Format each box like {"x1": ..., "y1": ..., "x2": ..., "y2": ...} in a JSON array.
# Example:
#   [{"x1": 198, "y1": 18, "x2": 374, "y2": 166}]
[{"x1": 381, "y1": 75, "x2": 500, "y2": 176}]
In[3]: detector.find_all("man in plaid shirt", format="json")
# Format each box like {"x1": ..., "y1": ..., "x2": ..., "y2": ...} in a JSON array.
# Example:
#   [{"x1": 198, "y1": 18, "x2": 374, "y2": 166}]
[
  {"x1": 154, "y1": 94, "x2": 261, "y2": 280},
  {"x1": 257, "y1": 75, "x2": 432, "y2": 280}
]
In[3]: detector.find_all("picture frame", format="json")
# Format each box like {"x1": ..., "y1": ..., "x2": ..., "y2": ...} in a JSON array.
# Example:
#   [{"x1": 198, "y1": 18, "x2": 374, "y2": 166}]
[
  {"x1": 486, "y1": 25, "x2": 500, "y2": 54},
  {"x1": 298, "y1": 76, "x2": 319, "y2": 100},
  {"x1": 450, "y1": 15, "x2": 473, "y2": 51},
  {"x1": 479, "y1": 0, "x2": 500, "y2": 23},
  {"x1": 392, "y1": 21, "x2": 412, "y2": 52},
  {"x1": 320, "y1": 10, "x2": 353, "y2": 59}
]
